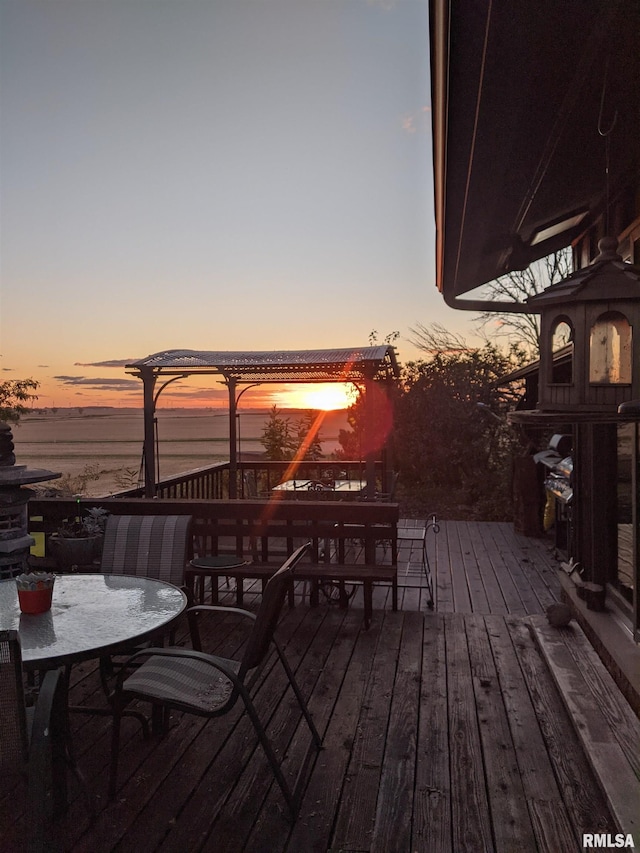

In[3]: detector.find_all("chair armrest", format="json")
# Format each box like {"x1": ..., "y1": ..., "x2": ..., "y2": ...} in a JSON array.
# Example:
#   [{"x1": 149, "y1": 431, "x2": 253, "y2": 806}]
[
  {"x1": 187, "y1": 605, "x2": 256, "y2": 650},
  {"x1": 28, "y1": 666, "x2": 67, "y2": 837},
  {"x1": 180, "y1": 583, "x2": 194, "y2": 607},
  {"x1": 186, "y1": 605, "x2": 257, "y2": 621}
]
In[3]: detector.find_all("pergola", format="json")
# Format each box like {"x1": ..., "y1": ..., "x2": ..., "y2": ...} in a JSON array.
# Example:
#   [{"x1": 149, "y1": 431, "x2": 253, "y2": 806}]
[{"x1": 126, "y1": 346, "x2": 400, "y2": 498}]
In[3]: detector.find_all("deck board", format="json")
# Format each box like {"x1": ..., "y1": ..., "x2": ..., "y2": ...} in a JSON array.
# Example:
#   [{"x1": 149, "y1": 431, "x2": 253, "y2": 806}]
[
  {"x1": 3, "y1": 521, "x2": 632, "y2": 853},
  {"x1": 506, "y1": 617, "x2": 616, "y2": 844},
  {"x1": 465, "y1": 615, "x2": 539, "y2": 853},
  {"x1": 412, "y1": 611, "x2": 451, "y2": 853},
  {"x1": 532, "y1": 617, "x2": 640, "y2": 837}
]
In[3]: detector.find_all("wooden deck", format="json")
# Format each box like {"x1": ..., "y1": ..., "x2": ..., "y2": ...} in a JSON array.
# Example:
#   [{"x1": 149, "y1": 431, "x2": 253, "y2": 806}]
[{"x1": 3, "y1": 521, "x2": 637, "y2": 852}]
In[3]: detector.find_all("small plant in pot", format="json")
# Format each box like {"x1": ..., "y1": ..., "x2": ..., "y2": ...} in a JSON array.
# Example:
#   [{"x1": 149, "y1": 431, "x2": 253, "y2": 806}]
[{"x1": 48, "y1": 506, "x2": 109, "y2": 572}]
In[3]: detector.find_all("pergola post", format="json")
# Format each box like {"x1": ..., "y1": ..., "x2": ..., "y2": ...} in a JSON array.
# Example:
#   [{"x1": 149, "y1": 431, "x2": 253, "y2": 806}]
[
  {"x1": 141, "y1": 368, "x2": 157, "y2": 498},
  {"x1": 228, "y1": 378, "x2": 238, "y2": 499},
  {"x1": 364, "y1": 375, "x2": 376, "y2": 499}
]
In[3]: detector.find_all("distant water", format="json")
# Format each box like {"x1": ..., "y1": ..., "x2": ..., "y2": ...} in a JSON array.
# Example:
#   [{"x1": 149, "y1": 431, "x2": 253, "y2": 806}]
[{"x1": 12, "y1": 407, "x2": 350, "y2": 497}]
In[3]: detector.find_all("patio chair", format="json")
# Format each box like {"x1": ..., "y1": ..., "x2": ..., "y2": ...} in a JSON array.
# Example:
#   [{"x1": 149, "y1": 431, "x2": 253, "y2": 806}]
[
  {"x1": 243, "y1": 470, "x2": 258, "y2": 497},
  {"x1": 109, "y1": 542, "x2": 323, "y2": 817},
  {"x1": 376, "y1": 470, "x2": 400, "y2": 502},
  {"x1": 100, "y1": 513, "x2": 193, "y2": 636},
  {"x1": 397, "y1": 514, "x2": 439, "y2": 608},
  {"x1": 76, "y1": 514, "x2": 193, "y2": 717},
  {"x1": 0, "y1": 630, "x2": 68, "y2": 853},
  {"x1": 100, "y1": 513, "x2": 193, "y2": 588}
]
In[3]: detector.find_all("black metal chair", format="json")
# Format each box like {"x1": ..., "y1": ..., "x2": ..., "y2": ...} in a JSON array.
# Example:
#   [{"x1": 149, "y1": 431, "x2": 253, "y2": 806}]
[
  {"x1": 100, "y1": 513, "x2": 193, "y2": 587},
  {"x1": 397, "y1": 514, "x2": 439, "y2": 608},
  {"x1": 109, "y1": 542, "x2": 322, "y2": 817},
  {"x1": 73, "y1": 514, "x2": 193, "y2": 722},
  {"x1": 0, "y1": 630, "x2": 68, "y2": 853}
]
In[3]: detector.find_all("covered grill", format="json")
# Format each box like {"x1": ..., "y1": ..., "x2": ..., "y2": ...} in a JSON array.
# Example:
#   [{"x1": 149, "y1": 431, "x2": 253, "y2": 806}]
[
  {"x1": 544, "y1": 455, "x2": 573, "y2": 505},
  {"x1": 534, "y1": 434, "x2": 573, "y2": 556}
]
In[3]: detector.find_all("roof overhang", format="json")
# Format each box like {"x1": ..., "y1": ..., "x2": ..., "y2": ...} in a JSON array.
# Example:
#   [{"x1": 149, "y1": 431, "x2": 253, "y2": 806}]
[{"x1": 429, "y1": 0, "x2": 640, "y2": 307}]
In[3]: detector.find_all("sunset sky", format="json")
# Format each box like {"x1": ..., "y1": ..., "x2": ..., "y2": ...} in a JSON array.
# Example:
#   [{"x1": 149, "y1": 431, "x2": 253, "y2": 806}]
[{"x1": 1, "y1": 0, "x2": 481, "y2": 411}]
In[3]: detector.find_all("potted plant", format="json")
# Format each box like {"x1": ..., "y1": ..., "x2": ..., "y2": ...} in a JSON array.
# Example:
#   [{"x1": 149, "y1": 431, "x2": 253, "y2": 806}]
[{"x1": 48, "y1": 506, "x2": 109, "y2": 571}]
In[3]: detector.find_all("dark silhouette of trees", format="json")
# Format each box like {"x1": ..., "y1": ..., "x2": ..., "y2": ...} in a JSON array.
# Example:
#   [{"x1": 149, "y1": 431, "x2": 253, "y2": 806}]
[
  {"x1": 337, "y1": 326, "x2": 529, "y2": 519},
  {"x1": 0, "y1": 378, "x2": 39, "y2": 423},
  {"x1": 261, "y1": 406, "x2": 323, "y2": 461}
]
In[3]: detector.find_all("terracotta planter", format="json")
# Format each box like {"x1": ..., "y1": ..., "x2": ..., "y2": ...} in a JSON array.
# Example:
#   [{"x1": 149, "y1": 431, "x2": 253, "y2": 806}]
[
  {"x1": 18, "y1": 587, "x2": 54, "y2": 613},
  {"x1": 48, "y1": 533, "x2": 102, "y2": 571}
]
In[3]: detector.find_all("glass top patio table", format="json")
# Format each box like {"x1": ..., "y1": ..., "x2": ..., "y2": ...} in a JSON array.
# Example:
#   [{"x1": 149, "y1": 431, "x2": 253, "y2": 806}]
[
  {"x1": 272, "y1": 479, "x2": 366, "y2": 493},
  {"x1": 0, "y1": 573, "x2": 187, "y2": 670}
]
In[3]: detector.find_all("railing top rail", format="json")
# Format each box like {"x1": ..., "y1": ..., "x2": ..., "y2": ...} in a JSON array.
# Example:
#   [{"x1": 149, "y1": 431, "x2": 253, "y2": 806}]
[{"x1": 29, "y1": 495, "x2": 399, "y2": 523}]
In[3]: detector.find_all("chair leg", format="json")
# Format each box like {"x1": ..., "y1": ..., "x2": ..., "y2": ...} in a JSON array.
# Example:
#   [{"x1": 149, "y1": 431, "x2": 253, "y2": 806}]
[
  {"x1": 274, "y1": 641, "x2": 322, "y2": 749},
  {"x1": 241, "y1": 691, "x2": 298, "y2": 815},
  {"x1": 238, "y1": 645, "x2": 323, "y2": 818},
  {"x1": 363, "y1": 582, "x2": 373, "y2": 629},
  {"x1": 109, "y1": 708, "x2": 123, "y2": 799},
  {"x1": 423, "y1": 541, "x2": 434, "y2": 608}
]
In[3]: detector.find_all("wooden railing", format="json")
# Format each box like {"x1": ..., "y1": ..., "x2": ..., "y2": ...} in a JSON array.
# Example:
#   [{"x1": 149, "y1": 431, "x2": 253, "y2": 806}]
[
  {"x1": 106, "y1": 460, "x2": 384, "y2": 501},
  {"x1": 28, "y1": 496, "x2": 398, "y2": 567},
  {"x1": 113, "y1": 462, "x2": 230, "y2": 499},
  {"x1": 236, "y1": 460, "x2": 382, "y2": 497}
]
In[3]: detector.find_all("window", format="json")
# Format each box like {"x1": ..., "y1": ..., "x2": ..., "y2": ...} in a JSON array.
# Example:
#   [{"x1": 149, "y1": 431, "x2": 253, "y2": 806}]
[
  {"x1": 589, "y1": 312, "x2": 632, "y2": 384},
  {"x1": 550, "y1": 318, "x2": 573, "y2": 383}
]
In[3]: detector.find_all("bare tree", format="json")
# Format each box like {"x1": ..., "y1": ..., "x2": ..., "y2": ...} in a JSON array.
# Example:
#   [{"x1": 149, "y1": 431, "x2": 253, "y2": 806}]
[
  {"x1": 407, "y1": 322, "x2": 528, "y2": 411},
  {"x1": 473, "y1": 249, "x2": 571, "y2": 357},
  {"x1": 408, "y1": 322, "x2": 471, "y2": 356}
]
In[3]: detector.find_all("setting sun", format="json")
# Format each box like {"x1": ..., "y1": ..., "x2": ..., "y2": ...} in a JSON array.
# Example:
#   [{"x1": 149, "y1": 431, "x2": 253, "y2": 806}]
[{"x1": 276, "y1": 383, "x2": 355, "y2": 411}]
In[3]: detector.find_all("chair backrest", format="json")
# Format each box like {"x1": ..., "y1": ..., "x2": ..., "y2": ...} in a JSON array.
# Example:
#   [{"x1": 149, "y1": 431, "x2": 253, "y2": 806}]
[
  {"x1": 377, "y1": 471, "x2": 399, "y2": 501},
  {"x1": 243, "y1": 470, "x2": 258, "y2": 498},
  {"x1": 387, "y1": 471, "x2": 400, "y2": 500},
  {"x1": 0, "y1": 630, "x2": 29, "y2": 773},
  {"x1": 241, "y1": 542, "x2": 311, "y2": 672},
  {"x1": 101, "y1": 515, "x2": 193, "y2": 586}
]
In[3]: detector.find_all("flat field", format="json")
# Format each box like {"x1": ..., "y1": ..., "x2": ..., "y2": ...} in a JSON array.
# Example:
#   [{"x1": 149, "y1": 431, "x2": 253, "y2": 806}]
[{"x1": 11, "y1": 407, "x2": 349, "y2": 497}]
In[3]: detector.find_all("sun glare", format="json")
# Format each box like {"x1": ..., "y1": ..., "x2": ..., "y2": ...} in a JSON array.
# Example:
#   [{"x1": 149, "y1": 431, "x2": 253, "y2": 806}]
[{"x1": 283, "y1": 384, "x2": 354, "y2": 411}]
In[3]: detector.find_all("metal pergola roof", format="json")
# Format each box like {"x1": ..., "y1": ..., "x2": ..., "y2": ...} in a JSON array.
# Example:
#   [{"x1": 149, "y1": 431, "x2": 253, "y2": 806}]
[
  {"x1": 125, "y1": 346, "x2": 400, "y2": 497},
  {"x1": 126, "y1": 346, "x2": 399, "y2": 384}
]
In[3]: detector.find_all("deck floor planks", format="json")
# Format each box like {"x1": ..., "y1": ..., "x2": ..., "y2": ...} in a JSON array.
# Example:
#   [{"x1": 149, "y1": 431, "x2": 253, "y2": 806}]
[
  {"x1": 492, "y1": 523, "x2": 558, "y2": 613},
  {"x1": 433, "y1": 519, "x2": 454, "y2": 612},
  {"x1": 6, "y1": 522, "x2": 630, "y2": 853},
  {"x1": 330, "y1": 612, "x2": 405, "y2": 851},
  {"x1": 445, "y1": 612, "x2": 494, "y2": 852},
  {"x1": 242, "y1": 607, "x2": 369, "y2": 853},
  {"x1": 370, "y1": 611, "x2": 423, "y2": 853},
  {"x1": 78, "y1": 608, "x2": 313, "y2": 853},
  {"x1": 484, "y1": 614, "x2": 583, "y2": 852},
  {"x1": 454, "y1": 522, "x2": 491, "y2": 613},
  {"x1": 464, "y1": 521, "x2": 509, "y2": 614},
  {"x1": 475, "y1": 523, "x2": 530, "y2": 614},
  {"x1": 154, "y1": 605, "x2": 335, "y2": 853},
  {"x1": 464, "y1": 615, "x2": 538, "y2": 852},
  {"x1": 441, "y1": 523, "x2": 473, "y2": 613},
  {"x1": 191, "y1": 622, "x2": 338, "y2": 852},
  {"x1": 285, "y1": 610, "x2": 384, "y2": 853},
  {"x1": 412, "y1": 612, "x2": 451, "y2": 853}
]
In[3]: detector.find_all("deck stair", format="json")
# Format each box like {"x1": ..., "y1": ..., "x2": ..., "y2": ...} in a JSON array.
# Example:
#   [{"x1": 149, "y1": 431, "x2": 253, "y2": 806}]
[{"x1": 530, "y1": 615, "x2": 640, "y2": 839}]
